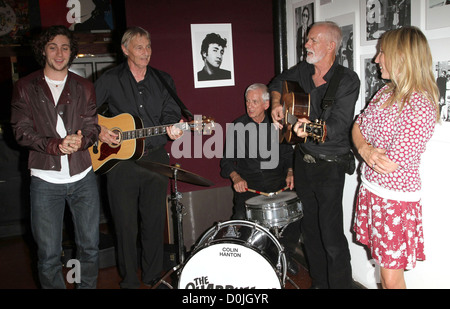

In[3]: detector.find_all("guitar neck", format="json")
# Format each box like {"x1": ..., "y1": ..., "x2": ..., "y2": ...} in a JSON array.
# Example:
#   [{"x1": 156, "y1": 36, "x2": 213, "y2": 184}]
[{"x1": 121, "y1": 123, "x2": 189, "y2": 141}]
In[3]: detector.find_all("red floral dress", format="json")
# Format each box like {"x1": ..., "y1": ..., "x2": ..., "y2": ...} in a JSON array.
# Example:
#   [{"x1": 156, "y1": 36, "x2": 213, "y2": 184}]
[{"x1": 354, "y1": 86, "x2": 436, "y2": 270}]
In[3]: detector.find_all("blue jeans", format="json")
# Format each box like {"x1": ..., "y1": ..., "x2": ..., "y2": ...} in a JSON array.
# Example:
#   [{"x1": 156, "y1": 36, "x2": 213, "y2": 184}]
[{"x1": 30, "y1": 170, "x2": 100, "y2": 289}]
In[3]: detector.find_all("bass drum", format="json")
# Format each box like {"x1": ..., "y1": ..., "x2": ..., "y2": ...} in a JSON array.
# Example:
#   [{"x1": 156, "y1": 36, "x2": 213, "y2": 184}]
[{"x1": 178, "y1": 220, "x2": 286, "y2": 289}]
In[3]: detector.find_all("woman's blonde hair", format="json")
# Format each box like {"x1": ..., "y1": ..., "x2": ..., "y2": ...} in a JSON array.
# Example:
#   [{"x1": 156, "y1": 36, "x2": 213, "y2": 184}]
[{"x1": 378, "y1": 26, "x2": 440, "y2": 122}]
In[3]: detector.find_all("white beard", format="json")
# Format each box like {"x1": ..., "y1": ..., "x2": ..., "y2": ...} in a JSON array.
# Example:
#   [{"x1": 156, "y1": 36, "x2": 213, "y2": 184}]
[{"x1": 305, "y1": 50, "x2": 325, "y2": 65}]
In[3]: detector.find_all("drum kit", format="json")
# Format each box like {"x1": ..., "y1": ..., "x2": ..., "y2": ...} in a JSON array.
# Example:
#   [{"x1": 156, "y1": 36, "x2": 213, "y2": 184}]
[{"x1": 137, "y1": 161, "x2": 303, "y2": 289}]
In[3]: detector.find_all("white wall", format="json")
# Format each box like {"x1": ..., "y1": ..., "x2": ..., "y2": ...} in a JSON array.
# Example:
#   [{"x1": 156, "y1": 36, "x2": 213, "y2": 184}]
[{"x1": 287, "y1": 0, "x2": 450, "y2": 288}]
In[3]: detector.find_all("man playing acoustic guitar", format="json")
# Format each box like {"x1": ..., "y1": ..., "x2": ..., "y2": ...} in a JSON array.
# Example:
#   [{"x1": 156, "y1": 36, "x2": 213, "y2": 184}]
[
  {"x1": 95, "y1": 26, "x2": 183, "y2": 289},
  {"x1": 269, "y1": 21, "x2": 360, "y2": 289}
]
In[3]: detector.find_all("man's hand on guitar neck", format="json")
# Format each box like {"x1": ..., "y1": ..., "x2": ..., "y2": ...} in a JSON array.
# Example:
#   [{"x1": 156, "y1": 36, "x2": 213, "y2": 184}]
[
  {"x1": 99, "y1": 125, "x2": 119, "y2": 145},
  {"x1": 293, "y1": 118, "x2": 311, "y2": 139},
  {"x1": 167, "y1": 120, "x2": 184, "y2": 140},
  {"x1": 270, "y1": 91, "x2": 284, "y2": 130}
]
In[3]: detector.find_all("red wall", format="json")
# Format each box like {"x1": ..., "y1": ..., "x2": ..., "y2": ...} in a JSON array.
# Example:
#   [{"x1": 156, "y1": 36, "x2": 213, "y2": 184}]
[
  {"x1": 39, "y1": 0, "x2": 71, "y2": 27},
  {"x1": 125, "y1": 0, "x2": 276, "y2": 192}
]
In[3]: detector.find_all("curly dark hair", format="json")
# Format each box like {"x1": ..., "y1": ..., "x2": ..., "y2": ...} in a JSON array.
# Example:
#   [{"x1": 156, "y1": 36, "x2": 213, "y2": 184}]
[
  {"x1": 200, "y1": 33, "x2": 227, "y2": 60},
  {"x1": 32, "y1": 25, "x2": 79, "y2": 68}
]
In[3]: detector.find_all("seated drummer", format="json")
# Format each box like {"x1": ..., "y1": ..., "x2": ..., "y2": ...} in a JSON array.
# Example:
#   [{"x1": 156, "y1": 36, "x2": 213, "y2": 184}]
[{"x1": 220, "y1": 83, "x2": 294, "y2": 220}]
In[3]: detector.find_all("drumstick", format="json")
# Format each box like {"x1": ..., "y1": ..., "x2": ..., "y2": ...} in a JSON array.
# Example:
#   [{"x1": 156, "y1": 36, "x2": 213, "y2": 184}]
[
  {"x1": 245, "y1": 188, "x2": 271, "y2": 197},
  {"x1": 274, "y1": 186, "x2": 289, "y2": 195},
  {"x1": 246, "y1": 186, "x2": 289, "y2": 197}
]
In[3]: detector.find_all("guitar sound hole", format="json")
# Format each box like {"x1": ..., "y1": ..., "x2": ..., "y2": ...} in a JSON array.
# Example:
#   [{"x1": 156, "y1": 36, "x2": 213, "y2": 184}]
[{"x1": 111, "y1": 129, "x2": 122, "y2": 147}]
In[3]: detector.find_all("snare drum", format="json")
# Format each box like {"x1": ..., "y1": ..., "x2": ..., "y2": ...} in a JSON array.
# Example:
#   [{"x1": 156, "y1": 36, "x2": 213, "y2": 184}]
[
  {"x1": 245, "y1": 191, "x2": 303, "y2": 229},
  {"x1": 178, "y1": 220, "x2": 286, "y2": 289}
]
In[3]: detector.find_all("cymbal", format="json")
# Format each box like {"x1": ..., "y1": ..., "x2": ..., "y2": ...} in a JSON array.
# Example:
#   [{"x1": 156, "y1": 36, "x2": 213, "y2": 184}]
[{"x1": 136, "y1": 161, "x2": 214, "y2": 187}]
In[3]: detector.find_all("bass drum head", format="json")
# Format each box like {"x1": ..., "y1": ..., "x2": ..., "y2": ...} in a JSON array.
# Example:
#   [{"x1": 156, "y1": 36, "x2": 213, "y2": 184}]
[
  {"x1": 178, "y1": 243, "x2": 282, "y2": 289},
  {"x1": 178, "y1": 220, "x2": 285, "y2": 289}
]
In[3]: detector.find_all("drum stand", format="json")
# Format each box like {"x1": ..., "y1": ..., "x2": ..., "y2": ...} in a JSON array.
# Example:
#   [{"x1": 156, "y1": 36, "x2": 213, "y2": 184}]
[
  {"x1": 136, "y1": 161, "x2": 214, "y2": 289},
  {"x1": 270, "y1": 224, "x2": 301, "y2": 289},
  {"x1": 152, "y1": 169, "x2": 185, "y2": 289},
  {"x1": 172, "y1": 167, "x2": 186, "y2": 265}
]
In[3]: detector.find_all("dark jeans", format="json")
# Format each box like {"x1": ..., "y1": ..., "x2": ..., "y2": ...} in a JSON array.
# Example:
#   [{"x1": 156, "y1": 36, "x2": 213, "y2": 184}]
[
  {"x1": 106, "y1": 147, "x2": 169, "y2": 289},
  {"x1": 295, "y1": 150, "x2": 352, "y2": 288},
  {"x1": 30, "y1": 170, "x2": 100, "y2": 289}
]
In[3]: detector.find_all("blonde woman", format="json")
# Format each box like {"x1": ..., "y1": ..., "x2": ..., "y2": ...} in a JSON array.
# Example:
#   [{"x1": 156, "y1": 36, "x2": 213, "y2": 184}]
[{"x1": 352, "y1": 27, "x2": 440, "y2": 289}]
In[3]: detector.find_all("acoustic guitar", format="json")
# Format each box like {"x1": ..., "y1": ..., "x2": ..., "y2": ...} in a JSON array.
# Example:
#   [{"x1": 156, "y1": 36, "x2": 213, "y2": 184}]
[
  {"x1": 279, "y1": 80, "x2": 327, "y2": 144},
  {"x1": 89, "y1": 113, "x2": 214, "y2": 174}
]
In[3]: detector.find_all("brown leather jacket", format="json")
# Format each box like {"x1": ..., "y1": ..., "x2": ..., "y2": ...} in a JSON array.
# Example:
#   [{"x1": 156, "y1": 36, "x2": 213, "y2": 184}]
[{"x1": 10, "y1": 70, "x2": 100, "y2": 176}]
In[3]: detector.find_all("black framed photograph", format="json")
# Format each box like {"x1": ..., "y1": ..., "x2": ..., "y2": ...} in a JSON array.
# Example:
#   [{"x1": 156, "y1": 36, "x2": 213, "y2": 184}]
[
  {"x1": 360, "y1": 54, "x2": 385, "y2": 111},
  {"x1": 286, "y1": 0, "x2": 315, "y2": 68},
  {"x1": 360, "y1": 0, "x2": 419, "y2": 45},
  {"x1": 435, "y1": 61, "x2": 450, "y2": 122},
  {"x1": 327, "y1": 12, "x2": 355, "y2": 71},
  {"x1": 190, "y1": 23, "x2": 235, "y2": 89}
]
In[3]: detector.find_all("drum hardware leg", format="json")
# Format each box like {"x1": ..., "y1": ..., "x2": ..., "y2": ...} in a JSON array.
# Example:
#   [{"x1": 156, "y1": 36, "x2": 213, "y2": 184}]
[
  {"x1": 285, "y1": 275, "x2": 300, "y2": 289},
  {"x1": 150, "y1": 264, "x2": 181, "y2": 289},
  {"x1": 170, "y1": 168, "x2": 186, "y2": 265},
  {"x1": 272, "y1": 226, "x2": 281, "y2": 238},
  {"x1": 276, "y1": 247, "x2": 287, "y2": 286}
]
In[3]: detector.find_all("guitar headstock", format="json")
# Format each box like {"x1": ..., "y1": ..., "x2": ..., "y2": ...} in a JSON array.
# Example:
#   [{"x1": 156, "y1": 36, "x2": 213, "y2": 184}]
[
  {"x1": 188, "y1": 116, "x2": 215, "y2": 135},
  {"x1": 200, "y1": 116, "x2": 215, "y2": 135}
]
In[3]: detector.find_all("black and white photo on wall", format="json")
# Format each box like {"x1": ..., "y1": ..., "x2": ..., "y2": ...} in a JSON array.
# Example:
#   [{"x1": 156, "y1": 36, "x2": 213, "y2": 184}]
[
  {"x1": 294, "y1": 1, "x2": 314, "y2": 63},
  {"x1": 190, "y1": 23, "x2": 235, "y2": 89},
  {"x1": 327, "y1": 13, "x2": 355, "y2": 71},
  {"x1": 435, "y1": 61, "x2": 450, "y2": 122},
  {"x1": 360, "y1": 0, "x2": 415, "y2": 45},
  {"x1": 285, "y1": 0, "x2": 316, "y2": 68},
  {"x1": 361, "y1": 56, "x2": 385, "y2": 108}
]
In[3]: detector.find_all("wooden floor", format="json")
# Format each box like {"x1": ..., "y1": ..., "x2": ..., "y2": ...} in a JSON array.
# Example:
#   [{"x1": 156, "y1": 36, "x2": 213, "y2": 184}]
[{"x1": 0, "y1": 232, "x2": 312, "y2": 290}]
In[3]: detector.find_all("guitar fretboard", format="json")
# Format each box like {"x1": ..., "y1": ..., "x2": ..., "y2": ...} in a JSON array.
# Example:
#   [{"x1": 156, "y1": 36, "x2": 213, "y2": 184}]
[{"x1": 122, "y1": 123, "x2": 189, "y2": 141}]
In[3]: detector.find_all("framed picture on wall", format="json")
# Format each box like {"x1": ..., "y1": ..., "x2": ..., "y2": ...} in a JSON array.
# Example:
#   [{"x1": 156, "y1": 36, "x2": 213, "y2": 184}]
[
  {"x1": 360, "y1": 0, "x2": 420, "y2": 46},
  {"x1": 327, "y1": 13, "x2": 355, "y2": 71},
  {"x1": 360, "y1": 54, "x2": 385, "y2": 112},
  {"x1": 286, "y1": 0, "x2": 315, "y2": 68},
  {"x1": 435, "y1": 61, "x2": 450, "y2": 123},
  {"x1": 191, "y1": 23, "x2": 235, "y2": 89},
  {"x1": 426, "y1": 0, "x2": 450, "y2": 30}
]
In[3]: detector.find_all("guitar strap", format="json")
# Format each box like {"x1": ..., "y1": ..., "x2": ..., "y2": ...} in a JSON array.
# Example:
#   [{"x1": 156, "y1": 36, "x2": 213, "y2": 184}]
[
  {"x1": 319, "y1": 65, "x2": 356, "y2": 175},
  {"x1": 152, "y1": 68, "x2": 194, "y2": 121},
  {"x1": 320, "y1": 64, "x2": 343, "y2": 119}
]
